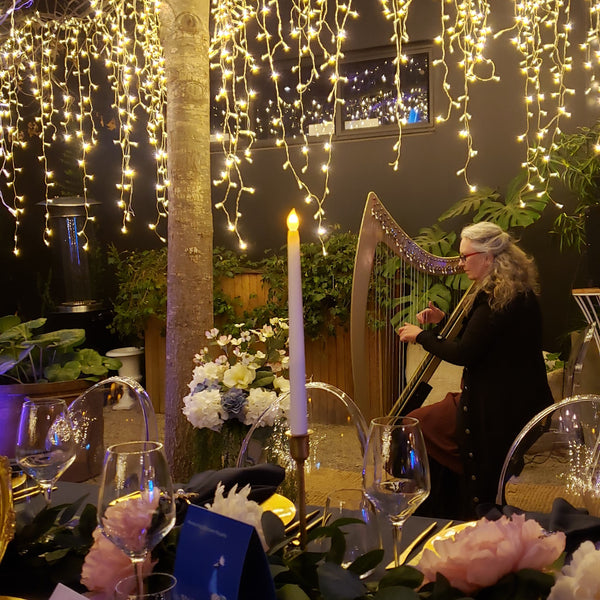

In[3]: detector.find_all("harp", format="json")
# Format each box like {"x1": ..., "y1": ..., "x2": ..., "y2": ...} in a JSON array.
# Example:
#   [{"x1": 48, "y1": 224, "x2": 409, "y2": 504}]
[{"x1": 350, "y1": 192, "x2": 469, "y2": 422}]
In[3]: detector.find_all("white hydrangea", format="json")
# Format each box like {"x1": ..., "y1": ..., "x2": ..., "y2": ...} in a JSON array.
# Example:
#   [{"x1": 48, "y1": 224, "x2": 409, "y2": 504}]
[
  {"x1": 244, "y1": 388, "x2": 278, "y2": 426},
  {"x1": 188, "y1": 363, "x2": 226, "y2": 391},
  {"x1": 182, "y1": 388, "x2": 225, "y2": 431},
  {"x1": 223, "y1": 362, "x2": 256, "y2": 389},
  {"x1": 548, "y1": 541, "x2": 600, "y2": 600},
  {"x1": 206, "y1": 483, "x2": 267, "y2": 550}
]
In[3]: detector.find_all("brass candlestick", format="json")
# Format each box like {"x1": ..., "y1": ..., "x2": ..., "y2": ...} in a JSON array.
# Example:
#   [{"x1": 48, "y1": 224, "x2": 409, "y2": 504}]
[{"x1": 288, "y1": 431, "x2": 311, "y2": 549}]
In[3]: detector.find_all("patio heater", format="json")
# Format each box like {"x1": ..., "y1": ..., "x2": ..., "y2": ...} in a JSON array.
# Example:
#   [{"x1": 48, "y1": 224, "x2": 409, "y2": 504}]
[
  {"x1": 40, "y1": 196, "x2": 114, "y2": 352},
  {"x1": 41, "y1": 195, "x2": 103, "y2": 313}
]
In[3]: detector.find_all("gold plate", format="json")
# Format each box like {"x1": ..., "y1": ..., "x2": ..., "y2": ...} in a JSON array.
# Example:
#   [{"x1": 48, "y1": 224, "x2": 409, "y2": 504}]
[
  {"x1": 260, "y1": 493, "x2": 296, "y2": 525},
  {"x1": 10, "y1": 473, "x2": 26, "y2": 492},
  {"x1": 407, "y1": 521, "x2": 477, "y2": 566}
]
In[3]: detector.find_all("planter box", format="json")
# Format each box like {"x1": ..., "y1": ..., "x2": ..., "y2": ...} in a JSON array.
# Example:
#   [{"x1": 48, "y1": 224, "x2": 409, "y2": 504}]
[{"x1": 0, "y1": 379, "x2": 90, "y2": 458}]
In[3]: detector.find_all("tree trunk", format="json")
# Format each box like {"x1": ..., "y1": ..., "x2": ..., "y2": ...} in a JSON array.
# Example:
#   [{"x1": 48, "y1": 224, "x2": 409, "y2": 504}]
[{"x1": 160, "y1": 0, "x2": 213, "y2": 481}]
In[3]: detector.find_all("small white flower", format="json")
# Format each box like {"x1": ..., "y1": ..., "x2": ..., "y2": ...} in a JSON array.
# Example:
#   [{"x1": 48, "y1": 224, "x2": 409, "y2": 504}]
[
  {"x1": 260, "y1": 325, "x2": 275, "y2": 338},
  {"x1": 182, "y1": 389, "x2": 225, "y2": 431},
  {"x1": 205, "y1": 328, "x2": 219, "y2": 339},
  {"x1": 223, "y1": 363, "x2": 256, "y2": 389},
  {"x1": 217, "y1": 334, "x2": 232, "y2": 347},
  {"x1": 206, "y1": 483, "x2": 267, "y2": 550}
]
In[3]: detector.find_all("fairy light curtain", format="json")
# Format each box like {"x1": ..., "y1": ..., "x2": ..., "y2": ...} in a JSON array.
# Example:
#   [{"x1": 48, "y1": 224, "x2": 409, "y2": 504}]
[{"x1": 0, "y1": 0, "x2": 599, "y2": 253}]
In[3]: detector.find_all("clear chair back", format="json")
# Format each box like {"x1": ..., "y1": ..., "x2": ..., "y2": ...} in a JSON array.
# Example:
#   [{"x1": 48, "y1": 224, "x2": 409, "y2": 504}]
[
  {"x1": 236, "y1": 381, "x2": 368, "y2": 505},
  {"x1": 64, "y1": 376, "x2": 159, "y2": 483},
  {"x1": 496, "y1": 394, "x2": 600, "y2": 513}
]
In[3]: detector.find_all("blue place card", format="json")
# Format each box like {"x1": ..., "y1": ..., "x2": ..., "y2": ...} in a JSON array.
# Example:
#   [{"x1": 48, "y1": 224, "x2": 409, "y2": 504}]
[{"x1": 174, "y1": 505, "x2": 276, "y2": 600}]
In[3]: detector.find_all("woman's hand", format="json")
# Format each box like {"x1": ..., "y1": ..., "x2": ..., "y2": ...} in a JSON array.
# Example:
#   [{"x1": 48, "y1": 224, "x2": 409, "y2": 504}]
[
  {"x1": 397, "y1": 323, "x2": 423, "y2": 344},
  {"x1": 417, "y1": 301, "x2": 446, "y2": 325}
]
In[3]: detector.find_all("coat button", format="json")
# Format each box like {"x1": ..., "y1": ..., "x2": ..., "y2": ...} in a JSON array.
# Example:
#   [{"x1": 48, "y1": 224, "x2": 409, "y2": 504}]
[
  {"x1": 469, "y1": 452, "x2": 474, "y2": 459},
  {"x1": 473, "y1": 497, "x2": 479, "y2": 503},
  {"x1": 465, "y1": 428, "x2": 471, "y2": 434},
  {"x1": 471, "y1": 475, "x2": 476, "y2": 481},
  {"x1": 463, "y1": 405, "x2": 468, "y2": 412}
]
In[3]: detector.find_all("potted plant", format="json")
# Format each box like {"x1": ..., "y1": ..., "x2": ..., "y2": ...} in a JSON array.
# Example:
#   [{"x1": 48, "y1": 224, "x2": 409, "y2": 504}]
[{"x1": 0, "y1": 314, "x2": 122, "y2": 457}]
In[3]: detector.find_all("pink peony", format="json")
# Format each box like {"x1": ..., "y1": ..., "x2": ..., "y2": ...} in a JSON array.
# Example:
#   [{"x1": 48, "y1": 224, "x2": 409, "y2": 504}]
[
  {"x1": 417, "y1": 514, "x2": 566, "y2": 594},
  {"x1": 81, "y1": 495, "x2": 158, "y2": 597}
]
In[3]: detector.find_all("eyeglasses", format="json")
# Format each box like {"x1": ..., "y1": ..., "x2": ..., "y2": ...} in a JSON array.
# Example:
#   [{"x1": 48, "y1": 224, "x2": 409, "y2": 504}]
[{"x1": 458, "y1": 251, "x2": 484, "y2": 262}]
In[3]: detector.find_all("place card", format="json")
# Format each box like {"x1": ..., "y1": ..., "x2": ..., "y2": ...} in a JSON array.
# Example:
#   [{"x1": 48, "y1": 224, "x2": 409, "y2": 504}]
[
  {"x1": 49, "y1": 583, "x2": 88, "y2": 600},
  {"x1": 174, "y1": 505, "x2": 276, "y2": 600}
]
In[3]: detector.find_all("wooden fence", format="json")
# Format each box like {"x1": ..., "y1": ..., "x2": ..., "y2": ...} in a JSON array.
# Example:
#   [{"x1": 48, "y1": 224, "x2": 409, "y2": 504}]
[{"x1": 143, "y1": 273, "x2": 358, "y2": 419}]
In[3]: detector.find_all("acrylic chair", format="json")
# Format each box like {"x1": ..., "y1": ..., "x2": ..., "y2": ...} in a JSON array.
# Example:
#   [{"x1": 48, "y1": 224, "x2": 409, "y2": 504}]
[
  {"x1": 563, "y1": 323, "x2": 597, "y2": 398},
  {"x1": 64, "y1": 375, "x2": 159, "y2": 483},
  {"x1": 236, "y1": 381, "x2": 368, "y2": 505},
  {"x1": 496, "y1": 394, "x2": 600, "y2": 513}
]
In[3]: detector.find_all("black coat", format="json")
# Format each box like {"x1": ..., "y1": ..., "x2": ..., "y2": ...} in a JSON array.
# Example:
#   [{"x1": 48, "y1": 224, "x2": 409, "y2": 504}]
[{"x1": 416, "y1": 290, "x2": 554, "y2": 516}]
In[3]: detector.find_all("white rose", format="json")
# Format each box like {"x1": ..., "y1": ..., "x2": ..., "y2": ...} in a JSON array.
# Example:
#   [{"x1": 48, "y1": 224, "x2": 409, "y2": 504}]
[
  {"x1": 273, "y1": 376, "x2": 290, "y2": 393},
  {"x1": 223, "y1": 363, "x2": 256, "y2": 389},
  {"x1": 182, "y1": 389, "x2": 224, "y2": 431},
  {"x1": 202, "y1": 361, "x2": 227, "y2": 381}
]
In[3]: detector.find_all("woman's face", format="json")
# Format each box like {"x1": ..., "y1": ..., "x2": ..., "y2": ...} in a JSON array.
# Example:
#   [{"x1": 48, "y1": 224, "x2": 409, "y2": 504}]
[{"x1": 459, "y1": 238, "x2": 494, "y2": 281}]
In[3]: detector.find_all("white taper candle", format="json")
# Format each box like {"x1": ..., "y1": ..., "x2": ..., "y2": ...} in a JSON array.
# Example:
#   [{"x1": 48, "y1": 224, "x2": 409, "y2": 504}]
[{"x1": 287, "y1": 209, "x2": 308, "y2": 436}]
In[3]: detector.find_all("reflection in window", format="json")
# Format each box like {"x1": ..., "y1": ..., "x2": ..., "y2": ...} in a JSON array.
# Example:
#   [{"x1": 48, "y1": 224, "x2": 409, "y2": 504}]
[
  {"x1": 341, "y1": 52, "x2": 429, "y2": 131},
  {"x1": 210, "y1": 49, "x2": 430, "y2": 143},
  {"x1": 252, "y1": 69, "x2": 334, "y2": 140}
]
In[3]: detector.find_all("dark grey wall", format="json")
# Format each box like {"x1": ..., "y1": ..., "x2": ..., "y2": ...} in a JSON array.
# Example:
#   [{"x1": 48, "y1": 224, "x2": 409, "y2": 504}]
[{"x1": 211, "y1": 0, "x2": 600, "y2": 350}]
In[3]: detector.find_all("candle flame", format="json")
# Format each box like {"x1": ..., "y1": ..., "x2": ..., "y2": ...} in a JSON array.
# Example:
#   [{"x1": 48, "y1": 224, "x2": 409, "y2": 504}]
[{"x1": 287, "y1": 209, "x2": 299, "y2": 232}]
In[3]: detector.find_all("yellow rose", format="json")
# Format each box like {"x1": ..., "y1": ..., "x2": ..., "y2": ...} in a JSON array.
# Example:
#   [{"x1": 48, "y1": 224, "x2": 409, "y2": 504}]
[{"x1": 223, "y1": 363, "x2": 255, "y2": 389}]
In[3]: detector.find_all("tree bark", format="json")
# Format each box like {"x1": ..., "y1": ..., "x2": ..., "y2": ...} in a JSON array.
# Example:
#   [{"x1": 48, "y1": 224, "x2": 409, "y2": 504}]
[{"x1": 159, "y1": 0, "x2": 213, "y2": 481}]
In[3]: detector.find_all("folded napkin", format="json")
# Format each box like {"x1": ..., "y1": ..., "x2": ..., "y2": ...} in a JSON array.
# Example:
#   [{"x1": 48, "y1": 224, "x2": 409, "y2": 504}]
[
  {"x1": 481, "y1": 497, "x2": 600, "y2": 554},
  {"x1": 175, "y1": 464, "x2": 286, "y2": 523}
]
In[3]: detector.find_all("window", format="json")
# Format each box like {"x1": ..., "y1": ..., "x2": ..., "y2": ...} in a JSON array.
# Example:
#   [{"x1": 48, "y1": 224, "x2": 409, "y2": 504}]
[{"x1": 210, "y1": 43, "x2": 432, "y2": 146}]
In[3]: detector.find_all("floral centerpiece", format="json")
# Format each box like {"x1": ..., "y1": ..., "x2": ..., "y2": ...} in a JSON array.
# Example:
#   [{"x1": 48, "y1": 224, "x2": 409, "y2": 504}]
[{"x1": 182, "y1": 318, "x2": 290, "y2": 469}]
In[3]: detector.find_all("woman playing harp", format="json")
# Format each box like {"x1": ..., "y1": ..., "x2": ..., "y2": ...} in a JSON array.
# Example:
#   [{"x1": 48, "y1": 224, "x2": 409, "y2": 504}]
[{"x1": 398, "y1": 222, "x2": 554, "y2": 520}]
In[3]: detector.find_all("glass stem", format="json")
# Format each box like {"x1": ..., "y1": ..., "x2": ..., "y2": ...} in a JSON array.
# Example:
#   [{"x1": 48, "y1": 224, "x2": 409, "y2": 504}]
[
  {"x1": 41, "y1": 483, "x2": 53, "y2": 505},
  {"x1": 392, "y1": 524, "x2": 403, "y2": 567},
  {"x1": 133, "y1": 558, "x2": 145, "y2": 597}
]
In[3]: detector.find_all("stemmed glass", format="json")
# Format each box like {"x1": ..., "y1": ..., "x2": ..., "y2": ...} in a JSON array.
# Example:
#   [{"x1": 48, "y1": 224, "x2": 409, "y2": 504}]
[
  {"x1": 15, "y1": 398, "x2": 77, "y2": 504},
  {"x1": 97, "y1": 441, "x2": 176, "y2": 598},
  {"x1": 363, "y1": 416, "x2": 430, "y2": 567}
]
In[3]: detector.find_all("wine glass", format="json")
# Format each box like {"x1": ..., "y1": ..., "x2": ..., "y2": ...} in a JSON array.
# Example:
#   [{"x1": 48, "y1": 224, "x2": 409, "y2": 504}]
[
  {"x1": 115, "y1": 572, "x2": 178, "y2": 600},
  {"x1": 323, "y1": 488, "x2": 382, "y2": 578},
  {"x1": 15, "y1": 398, "x2": 77, "y2": 505},
  {"x1": 98, "y1": 441, "x2": 176, "y2": 597},
  {"x1": 363, "y1": 416, "x2": 430, "y2": 567}
]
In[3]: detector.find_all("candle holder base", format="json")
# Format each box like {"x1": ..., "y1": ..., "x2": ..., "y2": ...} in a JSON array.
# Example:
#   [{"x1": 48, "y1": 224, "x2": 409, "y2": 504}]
[{"x1": 288, "y1": 430, "x2": 311, "y2": 549}]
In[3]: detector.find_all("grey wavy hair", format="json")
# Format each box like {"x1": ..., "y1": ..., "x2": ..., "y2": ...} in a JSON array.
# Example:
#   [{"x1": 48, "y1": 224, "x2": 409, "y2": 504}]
[{"x1": 461, "y1": 221, "x2": 540, "y2": 312}]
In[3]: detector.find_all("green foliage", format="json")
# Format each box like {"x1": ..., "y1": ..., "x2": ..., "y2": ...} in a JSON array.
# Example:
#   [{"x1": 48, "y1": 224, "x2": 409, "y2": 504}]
[
  {"x1": 0, "y1": 315, "x2": 121, "y2": 384},
  {"x1": 108, "y1": 232, "x2": 358, "y2": 342},
  {"x1": 0, "y1": 497, "x2": 96, "y2": 596},
  {"x1": 438, "y1": 171, "x2": 549, "y2": 232},
  {"x1": 107, "y1": 244, "x2": 169, "y2": 342},
  {"x1": 256, "y1": 231, "x2": 358, "y2": 339}
]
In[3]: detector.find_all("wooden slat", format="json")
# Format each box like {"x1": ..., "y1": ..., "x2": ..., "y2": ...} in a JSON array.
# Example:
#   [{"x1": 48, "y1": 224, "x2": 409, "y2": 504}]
[{"x1": 144, "y1": 316, "x2": 166, "y2": 413}]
